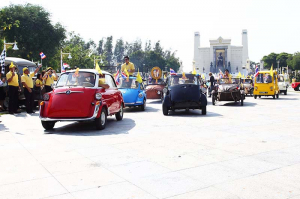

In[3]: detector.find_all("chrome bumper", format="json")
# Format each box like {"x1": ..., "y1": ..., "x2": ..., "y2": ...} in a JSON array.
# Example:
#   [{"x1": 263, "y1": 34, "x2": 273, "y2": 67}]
[{"x1": 40, "y1": 104, "x2": 100, "y2": 122}]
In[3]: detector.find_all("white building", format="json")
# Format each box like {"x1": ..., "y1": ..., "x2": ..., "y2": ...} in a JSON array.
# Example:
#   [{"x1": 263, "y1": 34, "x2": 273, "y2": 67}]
[{"x1": 194, "y1": 30, "x2": 249, "y2": 74}]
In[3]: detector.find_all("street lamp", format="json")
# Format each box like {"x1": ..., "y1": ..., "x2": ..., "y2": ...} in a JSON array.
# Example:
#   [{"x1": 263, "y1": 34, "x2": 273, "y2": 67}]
[
  {"x1": 203, "y1": 67, "x2": 205, "y2": 73},
  {"x1": 260, "y1": 60, "x2": 264, "y2": 70},
  {"x1": 3, "y1": 38, "x2": 19, "y2": 51},
  {"x1": 277, "y1": 60, "x2": 280, "y2": 73},
  {"x1": 61, "y1": 50, "x2": 72, "y2": 71}
]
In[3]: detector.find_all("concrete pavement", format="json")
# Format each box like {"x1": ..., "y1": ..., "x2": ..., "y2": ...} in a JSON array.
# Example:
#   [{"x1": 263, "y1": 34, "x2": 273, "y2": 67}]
[{"x1": 0, "y1": 89, "x2": 300, "y2": 199}]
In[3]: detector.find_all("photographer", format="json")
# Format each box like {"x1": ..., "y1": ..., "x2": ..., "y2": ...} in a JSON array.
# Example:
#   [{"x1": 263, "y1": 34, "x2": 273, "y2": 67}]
[{"x1": 43, "y1": 67, "x2": 57, "y2": 92}]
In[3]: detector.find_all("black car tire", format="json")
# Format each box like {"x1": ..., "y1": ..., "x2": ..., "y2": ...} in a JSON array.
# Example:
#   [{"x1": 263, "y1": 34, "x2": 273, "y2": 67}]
[
  {"x1": 241, "y1": 96, "x2": 244, "y2": 106},
  {"x1": 201, "y1": 106, "x2": 206, "y2": 115},
  {"x1": 162, "y1": 103, "x2": 168, "y2": 116},
  {"x1": 212, "y1": 94, "x2": 216, "y2": 105},
  {"x1": 140, "y1": 99, "x2": 146, "y2": 111},
  {"x1": 259, "y1": 96, "x2": 261, "y2": 98},
  {"x1": 295, "y1": 85, "x2": 300, "y2": 91},
  {"x1": 273, "y1": 95, "x2": 275, "y2": 99},
  {"x1": 254, "y1": 95, "x2": 257, "y2": 99},
  {"x1": 115, "y1": 104, "x2": 123, "y2": 121},
  {"x1": 276, "y1": 93, "x2": 279, "y2": 99},
  {"x1": 95, "y1": 107, "x2": 107, "y2": 130},
  {"x1": 41, "y1": 121, "x2": 55, "y2": 130},
  {"x1": 284, "y1": 89, "x2": 287, "y2": 95}
]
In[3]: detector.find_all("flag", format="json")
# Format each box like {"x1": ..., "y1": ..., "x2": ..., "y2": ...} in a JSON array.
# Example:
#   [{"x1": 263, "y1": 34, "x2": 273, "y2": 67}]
[
  {"x1": 95, "y1": 62, "x2": 102, "y2": 75},
  {"x1": 254, "y1": 65, "x2": 259, "y2": 77},
  {"x1": 114, "y1": 70, "x2": 120, "y2": 85},
  {"x1": 61, "y1": 63, "x2": 70, "y2": 73},
  {"x1": 270, "y1": 65, "x2": 273, "y2": 77},
  {"x1": 192, "y1": 68, "x2": 196, "y2": 75},
  {"x1": 121, "y1": 71, "x2": 127, "y2": 79},
  {"x1": 182, "y1": 72, "x2": 186, "y2": 79},
  {"x1": 170, "y1": 68, "x2": 176, "y2": 75},
  {"x1": 238, "y1": 72, "x2": 242, "y2": 78},
  {"x1": 124, "y1": 68, "x2": 129, "y2": 81},
  {"x1": 40, "y1": 52, "x2": 46, "y2": 59},
  {"x1": 0, "y1": 49, "x2": 6, "y2": 74},
  {"x1": 242, "y1": 74, "x2": 245, "y2": 78},
  {"x1": 136, "y1": 69, "x2": 143, "y2": 83}
]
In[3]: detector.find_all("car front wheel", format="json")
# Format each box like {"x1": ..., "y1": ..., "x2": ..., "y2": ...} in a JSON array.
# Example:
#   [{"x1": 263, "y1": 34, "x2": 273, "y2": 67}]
[
  {"x1": 41, "y1": 121, "x2": 55, "y2": 130},
  {"x1": 201, "y1": 106, "x2": 206, "y2": 115},
  {"x1": 95, "y1": 107, "x2": 107, "y2": 130},
  {"x1": 140, "y1": 99, "x2": 146, "y2": 111},
  {"x1": 162, "y1": 103, "x2": 168, "y2": 116},
  {"x1": 284, "y1": 89, "x2": 287, "y2": 95},
  {"x1": 212, "y1": 94, "x2": 216, "y2": 105},
  {"x1": 115, "y1": 104, "x2": 123, "y2": 121}
]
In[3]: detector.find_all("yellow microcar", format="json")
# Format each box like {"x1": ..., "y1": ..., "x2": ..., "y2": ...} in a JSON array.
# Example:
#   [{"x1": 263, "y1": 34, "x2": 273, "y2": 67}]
[{"x1": 253, "y1": 71, "x2": 279, "y2": 99}]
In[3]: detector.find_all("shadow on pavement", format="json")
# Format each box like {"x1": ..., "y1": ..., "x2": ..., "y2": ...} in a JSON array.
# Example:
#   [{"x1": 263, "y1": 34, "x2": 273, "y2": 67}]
[
  {"x1": 257, "y1": 97, "x2": 298, "y2": 101},
  {"x1": 147, "y1": 100, "x2": 162, "y2": 104},
  {"x1": 44, "y1": 118, "x2": 136, "y2": 136},
  {"x1": 124, "y1": 106, "x2": 159, "y2": 113},
  {"x1": 221, "y1": 102, "x2": 257, "y2": 107},
  {"x1": 167, "y1": 110, "x2": 222, "y2": 117}
]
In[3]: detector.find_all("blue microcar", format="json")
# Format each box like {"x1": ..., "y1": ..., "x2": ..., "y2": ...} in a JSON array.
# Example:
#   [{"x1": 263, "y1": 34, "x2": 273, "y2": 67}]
[{"x1": 118, "y1": 77, "x2": 147, "y2": 111}]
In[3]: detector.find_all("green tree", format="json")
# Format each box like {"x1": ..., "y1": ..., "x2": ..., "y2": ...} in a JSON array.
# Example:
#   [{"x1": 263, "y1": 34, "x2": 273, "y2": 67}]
[
  {"x1": 262, "y1": 52, "x2": 278, "y2": 69},
  {"x1": 103, "y1": 36, "x2": 113, "y2": 65},
  {"x1": 96, "y1": 38, "x2": 104, "y2": 55},
  {"x1": 0, "y1": 4, "x2": 66, "y2": 67},
  {"x1": 288, "y1": 52, "x2": 300, "y2": 70},
  {"x1": 114, "y1": 38, "x2": 125, "y2": 65},
  {"x1": 276, "y1": 52, "x2": 292, "y2": 71}
]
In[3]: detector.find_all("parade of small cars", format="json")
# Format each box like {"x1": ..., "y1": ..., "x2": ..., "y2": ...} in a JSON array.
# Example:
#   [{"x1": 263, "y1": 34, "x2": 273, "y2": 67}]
[
  {"x1": 162, "y1": 73, "x2": 207, "y2": 115},
  {"x1": 253, "y1": 71, "x2": 280, "y2": 99},
  {"x1": 118, "y1": 77, "x2": 147, "y2": 111},
  {"x1": 212, "y1": 77, "x2": 245, "y2": 106},
  {"x1": 39, "y1": 69, "x2": 124, "y2": 130}
]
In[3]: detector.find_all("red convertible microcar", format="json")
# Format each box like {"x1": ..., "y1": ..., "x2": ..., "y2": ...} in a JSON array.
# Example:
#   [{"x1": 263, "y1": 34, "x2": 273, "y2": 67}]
[{"x1": 39, "y1": 69, "x2": 124, "y2": 130}]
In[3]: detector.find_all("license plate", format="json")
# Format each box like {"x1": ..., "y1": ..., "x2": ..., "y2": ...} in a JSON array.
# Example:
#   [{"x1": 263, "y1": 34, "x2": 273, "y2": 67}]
[{"x1": 259, "y1": 92, "x2": 267, "y2": 94}]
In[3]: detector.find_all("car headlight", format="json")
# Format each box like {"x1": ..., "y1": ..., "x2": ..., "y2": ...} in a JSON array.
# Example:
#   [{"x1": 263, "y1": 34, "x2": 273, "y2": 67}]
[
  {"x1": 157, "y1": 91, "x2": 161, "y2": 95},
  {"x1": 163, "y1": 88, "x2": 168, "y2": 93},
  {"x1": 138, "y1": 93, "x2": 143, "y2": 98},
  {"x1": 43, "y1": 93, "x2": 50, "y2": 101},
  {"x1": 255, "y1": 86, "x2": 258, "y2": 90},
  {"x1": 270, "y1": 86, "x2": 273, "y2": 90},
  {"x1": 95, "y1": 93, "x2": 102, "y2": 100}
]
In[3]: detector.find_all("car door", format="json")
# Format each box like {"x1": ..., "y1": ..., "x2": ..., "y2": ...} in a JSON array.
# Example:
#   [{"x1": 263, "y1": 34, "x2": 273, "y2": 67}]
[{"x1": 105, "y1": 75, "x2": 119, "y2": 114}]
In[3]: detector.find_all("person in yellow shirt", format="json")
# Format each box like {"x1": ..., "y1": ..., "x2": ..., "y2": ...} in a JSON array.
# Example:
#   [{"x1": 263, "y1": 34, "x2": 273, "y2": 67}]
[
  {"x1": 43, "y1": 67, "x2": 57, "y2": 92},
  {"x1": 21, "y1": 65, "x2": 41, "y2": 113},
  {"x1": 121, "y1": 56, "x2": 135, "y2": 76},
  {"x1": 35, "y1": 73, "x2": 44, "y2": 109},
  {"x1": 6, "y1": 63, "x2": 20, "y2": 114}
]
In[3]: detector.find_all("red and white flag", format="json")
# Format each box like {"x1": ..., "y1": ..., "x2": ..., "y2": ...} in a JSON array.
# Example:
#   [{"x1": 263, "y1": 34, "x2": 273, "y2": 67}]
[{"x1": 39, "y1": 52, "x2": 46, "y2": 59}]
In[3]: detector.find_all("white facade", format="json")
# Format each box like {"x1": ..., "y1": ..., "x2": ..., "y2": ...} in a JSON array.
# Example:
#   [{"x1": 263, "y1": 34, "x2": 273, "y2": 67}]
[{"x1": 193, "y1": 30, "x2": 249, "y2": 74}]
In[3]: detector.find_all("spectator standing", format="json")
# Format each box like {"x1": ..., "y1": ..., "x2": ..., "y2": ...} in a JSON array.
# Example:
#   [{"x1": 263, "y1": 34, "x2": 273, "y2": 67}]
[
  {"x1": 209, "y1": 72, "x2": 215, "y2": 97},
  {"x1": 34, "y1": 73, "x2": 44, "y2": 108},
  {"x1": 0, "y1": 77, "x2": 7, "y2": 111},
  {"x1": 43, "y1": 67, "x2": 57, "y2": 92},
  {"x1": 6, "y1": 63, "x2": 20, "y2": 114},
  {"x1": 21, "y1": 65, "x2": 41, "y2": 113}
]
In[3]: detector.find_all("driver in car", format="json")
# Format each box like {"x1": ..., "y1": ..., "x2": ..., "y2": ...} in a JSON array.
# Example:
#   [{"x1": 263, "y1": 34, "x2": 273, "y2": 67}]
[{"x1": 98, "y1": 78, "x2": 109, "y2": 89}]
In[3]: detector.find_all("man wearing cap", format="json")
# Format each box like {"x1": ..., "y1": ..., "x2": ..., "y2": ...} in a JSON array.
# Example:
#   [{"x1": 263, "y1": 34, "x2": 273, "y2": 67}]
[
  {"x1": 43, "y1": 67, "x2": 57, "y2": 92},
  {"x1": 21, "y1": 65, "x2": 41, "y2": 113},
  {"x1": 6, "y1": 63, "x2": 20, "y2": 114},
  {"x1": 121, "y1": 56, "x2": 135, "y2": 76}
]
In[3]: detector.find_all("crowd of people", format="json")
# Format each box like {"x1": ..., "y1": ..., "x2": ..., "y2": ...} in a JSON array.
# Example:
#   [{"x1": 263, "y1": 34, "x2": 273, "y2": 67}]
[{"x1": 0, "y1": 63, "x2": 57, "y2": 115}]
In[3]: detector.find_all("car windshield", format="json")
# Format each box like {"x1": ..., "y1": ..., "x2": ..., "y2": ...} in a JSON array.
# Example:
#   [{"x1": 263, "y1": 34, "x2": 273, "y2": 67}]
[
  {"x1": 170, "y1": 74, "x2": 198, "y2": 86},
  {"x1": 56, "y1": 72, "x2": 96, "y2": 87},
  {"x1": 219, "y1": 78, "x2": 240, "y2": 84},
  {"x1": 243, "y1": 79, "x2": 252, "y2": 84},
  {"x1": 118, "y1": 78, "x2": 139, "y2": 89},
  {"x1": 278, "y1": 76, "x2": 284, "y2": 82},
  {"x1": 255, "y1": 73, "x2": 272, "y2": 84},
  {"x1": 147, "y1": 79, "x2": 164, "y2": 85}
]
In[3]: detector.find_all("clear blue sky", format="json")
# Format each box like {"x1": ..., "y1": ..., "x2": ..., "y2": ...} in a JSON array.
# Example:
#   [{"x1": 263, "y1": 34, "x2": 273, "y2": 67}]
[{"x1": 2, "y1": 0, "x2": 300, "y2": 70}]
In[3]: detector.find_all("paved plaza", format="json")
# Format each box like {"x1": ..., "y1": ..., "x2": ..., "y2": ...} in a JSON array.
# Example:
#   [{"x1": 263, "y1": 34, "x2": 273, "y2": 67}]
[{"x1": 1, "y1": 89, "x2": 300, "y2": 199}]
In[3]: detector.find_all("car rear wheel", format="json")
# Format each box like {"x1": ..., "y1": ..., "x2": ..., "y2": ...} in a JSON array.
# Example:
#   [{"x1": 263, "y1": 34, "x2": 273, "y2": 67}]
[
  {"x1": 276, "y1": 93, "x2": 279, "y2": 99},
  {"x1": 162, "y1": 103, "x2": 168, "y2": 116},
  {"x1": 254, "y1": 95, "x2": 257, "y2": 99},
  {"x1": 41, "y1": 121, "x2": 55, "y2": 130},
  {"x1": 241, "y1": 96, "x2": 244, "y2": 106},
  {"x1": 284, "y1": 89, "x2": 287, "y2": 95},
  {"x1": 295, "y1": 85, "x2": 300, "y2": 91},
  {"x1": 140, "y1": 99, "x2": 146, "y2": 111},
  {"x1": 212, "y1": 94, "x2": 216, "y2": 105},
  {"x1": 95, "y1": 107, "x2": 107, "y2": 130},
  {"x1": 273, "y1": 95, "x2": 275, "y2": 99},
  {"x1": 201, "y1": 106, "x2": 206, "y2": 115},
  {"x1": 115, "y1": 104, "x2": 123, "y2": 121}
]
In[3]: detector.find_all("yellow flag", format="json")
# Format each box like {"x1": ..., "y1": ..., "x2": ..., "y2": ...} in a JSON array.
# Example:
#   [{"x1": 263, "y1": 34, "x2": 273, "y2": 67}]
[
  {"x1": 136, "y1": 69, "x2": 143, "y2": 83},
  {"x1": 242, "y1": 74, "x2": 245, "y2": 78},
  {"x1": 270, "y1": 65, "x2": 273, "y2": 77},
  {"x1": 202, "y1": 74, "x2": 205, "y2": 79},
  {"x1": 182, "y1": 72, "x2": 186, "y2": 79},
  {"x1": 192, "y1": 68, "x2": 196, "y2": 75},
  {"x1": 238, "y1": 72, "x2": 242, "y2": 78},
  {"x1": 95, "y1": 62, "x2": 102, "y2": 75}
]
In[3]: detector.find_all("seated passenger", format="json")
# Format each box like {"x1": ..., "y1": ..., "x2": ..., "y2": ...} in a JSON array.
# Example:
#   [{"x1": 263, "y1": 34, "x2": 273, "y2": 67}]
[{"x1": 98, "y1": 78, "x2": 109, "y2": 89}]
